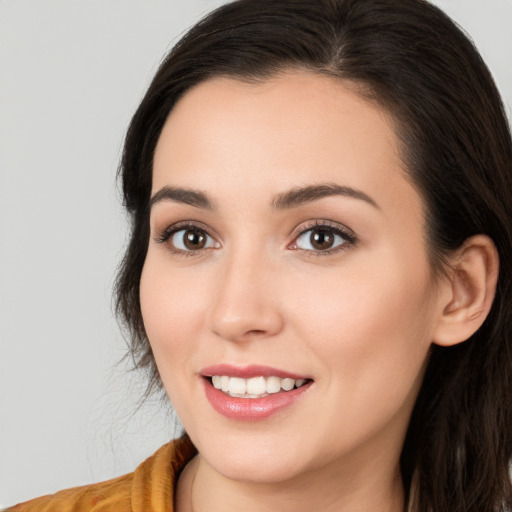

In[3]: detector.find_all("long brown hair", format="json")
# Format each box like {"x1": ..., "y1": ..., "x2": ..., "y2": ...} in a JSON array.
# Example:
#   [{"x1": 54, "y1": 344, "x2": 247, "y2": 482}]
[{"x1": 115, "y1": 1, "x2": 512, "y2": 510}]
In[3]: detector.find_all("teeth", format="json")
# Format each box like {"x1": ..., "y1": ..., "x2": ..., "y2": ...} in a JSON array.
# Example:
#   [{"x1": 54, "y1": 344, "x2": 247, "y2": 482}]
[
  {"x1": 229, "y1": 377, "x2": 247, "y2": 395},
  {"x1": 247, "y1": 376, "x2": 266, "y2": 395},
  {"x1": 212, "y1": 375, "x2": 222, "y2": 389},
  {"x1": 281, "y1": 378, "x2": 295, "y2": 391},
  {"x1": 210, "y1": 375, "x2": 308, "y2": 398},
  {"x1": 221, "y1": 375, "x2": 230, "y2": 392},
  {"x1": 266, "y1": 376, "x2": 281, "y2": 394}
]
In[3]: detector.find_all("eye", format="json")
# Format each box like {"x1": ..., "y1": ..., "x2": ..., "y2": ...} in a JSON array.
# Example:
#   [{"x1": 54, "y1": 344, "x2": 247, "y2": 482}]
[
  {"x1": 170, "y1": 227, "x2": 215, "y2": 251},
  {"x1": 155, "y1": 223, "x2": 219, "y2": 255},
  {"x1": 291, "y1": 222, "x2": 356, "y2": 254}
]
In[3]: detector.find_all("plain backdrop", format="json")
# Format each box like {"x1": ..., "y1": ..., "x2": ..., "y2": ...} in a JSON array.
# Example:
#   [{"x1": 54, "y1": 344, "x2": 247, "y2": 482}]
[{"x1": 0, "y1": 0, "x2": 511, "y2": 507}]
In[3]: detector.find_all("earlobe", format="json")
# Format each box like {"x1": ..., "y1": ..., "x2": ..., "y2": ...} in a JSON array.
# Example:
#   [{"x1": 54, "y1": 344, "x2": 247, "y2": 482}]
[{"x1": 433, "y1": 234, "x2": 499, "y2": 347}]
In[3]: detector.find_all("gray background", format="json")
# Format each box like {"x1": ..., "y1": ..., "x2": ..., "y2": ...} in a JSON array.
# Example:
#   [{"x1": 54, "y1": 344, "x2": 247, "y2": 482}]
[{"x1": 1, "y1": 0, "x2": 511, "y2": 507}]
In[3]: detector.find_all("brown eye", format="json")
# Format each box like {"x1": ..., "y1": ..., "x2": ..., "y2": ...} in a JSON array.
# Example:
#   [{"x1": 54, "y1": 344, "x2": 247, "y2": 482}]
[
  {"x1": 184, "y1": 229, "x2": 206, "y2": 249},
  {"x1": 310, "y1": 229, "x2": 335, "y2": 250},
  {"x1": 170, "y1": 228, "x2": 214, "y2": 251},
  {"x1": 294, "y1": 225, "x2": 349, "y2": 253}
]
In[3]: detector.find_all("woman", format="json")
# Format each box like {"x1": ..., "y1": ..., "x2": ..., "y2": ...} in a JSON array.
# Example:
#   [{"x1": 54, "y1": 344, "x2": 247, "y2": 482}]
[{"x1": 7, "y1": 0, "x2": 512, "y2": 511}]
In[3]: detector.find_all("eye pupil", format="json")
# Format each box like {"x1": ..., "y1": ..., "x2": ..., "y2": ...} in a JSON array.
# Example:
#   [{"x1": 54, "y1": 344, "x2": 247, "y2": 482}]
[
  {"x1": 311, "y1": 229, "x2": 334, "y2": 250},
  {"x1": 184, "y1": 229, "x2": 206, "y2": 250}
]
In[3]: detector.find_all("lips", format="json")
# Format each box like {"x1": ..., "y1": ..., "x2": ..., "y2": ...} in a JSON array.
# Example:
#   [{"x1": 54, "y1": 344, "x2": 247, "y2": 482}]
[
  {"x1": 201, "y1": 364, "x2": 309, "y2": 380},
  {"x1": 201, "y1": 364, "x2": 313, "y2": 420}
]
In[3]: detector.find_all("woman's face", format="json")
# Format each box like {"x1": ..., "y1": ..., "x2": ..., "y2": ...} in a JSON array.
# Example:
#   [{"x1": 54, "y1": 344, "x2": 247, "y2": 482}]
[{"x1": 141, "y1": 72, "x2": 445, "y2": 483}]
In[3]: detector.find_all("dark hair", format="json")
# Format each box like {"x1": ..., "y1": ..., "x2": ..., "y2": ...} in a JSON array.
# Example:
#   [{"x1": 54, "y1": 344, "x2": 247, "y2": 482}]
[{"x1": 115, "y1": 0, "x2": 512, "y2": 510}]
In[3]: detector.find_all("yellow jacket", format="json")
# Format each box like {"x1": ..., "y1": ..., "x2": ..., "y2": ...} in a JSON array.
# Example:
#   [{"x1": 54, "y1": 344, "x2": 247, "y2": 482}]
[{"x1": 6, "y1": 436, "x2": 196, "y2": 512}]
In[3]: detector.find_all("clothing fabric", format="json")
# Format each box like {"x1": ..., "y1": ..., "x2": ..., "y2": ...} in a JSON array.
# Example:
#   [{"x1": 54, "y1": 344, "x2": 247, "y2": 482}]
[{"x1": 6, "y1": 436, "x2": 196, "y2": 512}]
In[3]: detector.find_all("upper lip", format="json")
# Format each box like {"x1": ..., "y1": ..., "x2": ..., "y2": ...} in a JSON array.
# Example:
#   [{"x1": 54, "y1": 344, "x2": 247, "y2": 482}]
[{"x1": 200, "y1": 364, "x2": 311, "y2": 380}]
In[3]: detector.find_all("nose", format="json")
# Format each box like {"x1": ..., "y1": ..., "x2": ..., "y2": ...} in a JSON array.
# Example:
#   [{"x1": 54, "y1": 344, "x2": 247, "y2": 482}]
[{"x1": 207, "y1": 250, "x2": 284, "y2": 343}]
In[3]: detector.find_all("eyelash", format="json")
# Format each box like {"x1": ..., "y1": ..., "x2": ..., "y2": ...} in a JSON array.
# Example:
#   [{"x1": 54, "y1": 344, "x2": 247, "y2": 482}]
[
  {"x1": 290, "y1": 220, "x2": 357, "y2": 257},
  {"x1": 155, "y1": 221, "x2": 217, "y2": 258},
  {"x1": 154, "y1": 219, "x2": 357, "y2": 258}
]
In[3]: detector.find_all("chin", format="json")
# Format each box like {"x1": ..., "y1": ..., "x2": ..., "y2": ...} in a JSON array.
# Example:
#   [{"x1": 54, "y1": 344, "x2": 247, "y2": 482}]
[
  {"x1": 211, "y1": 451, "x2": 308, "y2": 484},
  {"x1": 191, "y1": 428, "x2": 314, "y2": 484}
]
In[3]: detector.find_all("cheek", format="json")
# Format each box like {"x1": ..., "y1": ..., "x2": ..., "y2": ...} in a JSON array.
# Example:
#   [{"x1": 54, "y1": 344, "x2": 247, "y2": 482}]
[
  {"x1": 284, "y1": 253, "x2": 437, "y2": 399},
  {"x1": 139, "y1": 254, "x2": 211, "y2": 376},
  {"x1": 279, "y1": 258, "x2": 437, "y2": 461}
]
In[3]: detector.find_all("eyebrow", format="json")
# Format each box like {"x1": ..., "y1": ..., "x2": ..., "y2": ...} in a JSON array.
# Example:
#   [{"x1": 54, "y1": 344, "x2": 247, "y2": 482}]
[
  {"x1": 271, "y1": 183, "x2": 379, "y2": 210},
  {"x1": 149, "y1": 186, "x2": 214, "y2": 209},
  {"x1": 149, "y1": 182, "x2": 379, "y2": 210}
]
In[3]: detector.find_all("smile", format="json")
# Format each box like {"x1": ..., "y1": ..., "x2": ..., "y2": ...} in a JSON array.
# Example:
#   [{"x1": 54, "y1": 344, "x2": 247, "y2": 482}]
[
  {"x1": 211, "y1": 375, "x2": 307, "y2": 398},
  {"x1": 201, "y1": 365, "x2": 313, "y2": 420}
]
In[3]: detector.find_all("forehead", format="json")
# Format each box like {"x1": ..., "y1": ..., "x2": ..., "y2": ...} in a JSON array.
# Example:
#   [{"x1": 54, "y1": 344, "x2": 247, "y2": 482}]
[{"x1": 152, "y1": 71, "x2": 420, "y2": 219}]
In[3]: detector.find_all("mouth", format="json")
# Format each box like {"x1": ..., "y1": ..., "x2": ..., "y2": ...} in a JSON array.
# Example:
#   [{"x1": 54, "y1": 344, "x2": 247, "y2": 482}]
[
  {"x1": 207, "y1": 375, "x2": 311, "y2": 398},
  {"x1": 200, "y1": 365, "x2": 313, "y2": 420}
]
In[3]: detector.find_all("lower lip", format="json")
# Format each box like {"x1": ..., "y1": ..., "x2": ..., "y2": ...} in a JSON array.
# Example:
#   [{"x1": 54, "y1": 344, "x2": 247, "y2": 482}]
[{"x1": 203, "y1": 379, "x2": 312, "y2": 420}]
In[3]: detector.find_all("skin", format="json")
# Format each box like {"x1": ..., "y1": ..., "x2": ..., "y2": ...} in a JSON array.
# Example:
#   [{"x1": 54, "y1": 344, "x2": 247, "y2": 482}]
[{"x1": 140, "y1": 71, "x2": 496, "y2": 512}]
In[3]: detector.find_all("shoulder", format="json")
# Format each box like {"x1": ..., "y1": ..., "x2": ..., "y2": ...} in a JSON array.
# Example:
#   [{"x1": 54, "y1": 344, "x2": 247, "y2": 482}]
[
  {"x1": 5, "y1": 436, "x2": 197, "y2": 512},
  {"x1": 4, "y1": 472, "x2": 132, "y2": 512}
]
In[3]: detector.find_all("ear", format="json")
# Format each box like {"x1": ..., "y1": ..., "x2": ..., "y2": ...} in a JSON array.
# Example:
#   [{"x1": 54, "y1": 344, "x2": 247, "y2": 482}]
[{"x1": 433, "y1": 234, "x2": 499, "y2": 347}]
